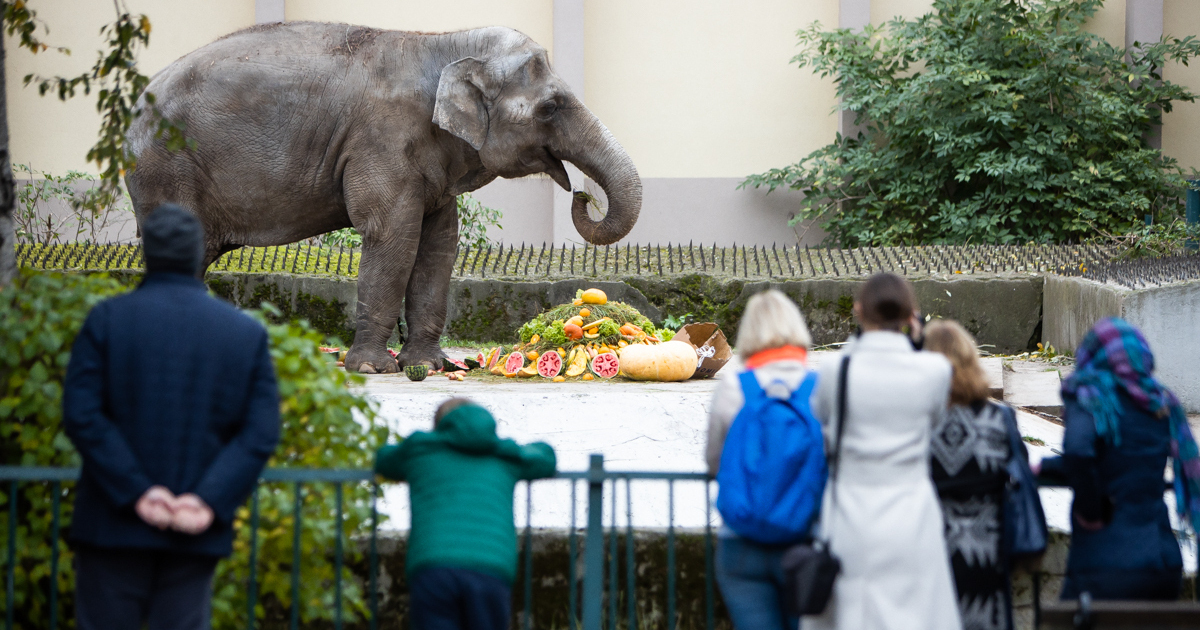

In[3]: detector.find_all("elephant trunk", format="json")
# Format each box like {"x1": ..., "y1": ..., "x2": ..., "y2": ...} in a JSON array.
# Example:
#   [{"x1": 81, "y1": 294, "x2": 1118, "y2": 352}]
[{"x1": 557, "y1": 105, "x2": 641, "y2": 245}]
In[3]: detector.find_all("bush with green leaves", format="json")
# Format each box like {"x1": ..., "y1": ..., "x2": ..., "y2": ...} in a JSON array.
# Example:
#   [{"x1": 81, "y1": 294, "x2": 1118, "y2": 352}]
[
  {"x1": 0, "y1": 270, "x2": 127, "y2": 628},
  {"x1": 0, "y1": 271, "x2": 389, "y2": 629},
  {"x1": 744, "y1": 0, "x2": 1200, "y2": 246}
]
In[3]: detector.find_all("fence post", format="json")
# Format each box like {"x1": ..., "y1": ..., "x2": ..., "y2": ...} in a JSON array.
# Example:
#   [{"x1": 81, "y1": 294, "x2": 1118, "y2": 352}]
[{"x1": 583, "y1": 454, "x2": 605, "y2": 630}]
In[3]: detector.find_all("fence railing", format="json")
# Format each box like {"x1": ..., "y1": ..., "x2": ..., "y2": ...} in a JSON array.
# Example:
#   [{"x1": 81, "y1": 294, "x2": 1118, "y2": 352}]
[
  {"x1": 15, "y1": 241, "x2": 1123, "y2": 280},
  {"x1": 1, "y1": 455, "x2": 717, "y2": 630}
]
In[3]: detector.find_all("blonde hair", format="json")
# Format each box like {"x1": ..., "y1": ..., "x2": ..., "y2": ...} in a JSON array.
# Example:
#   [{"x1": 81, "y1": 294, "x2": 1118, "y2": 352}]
[
  {"x1": 923, "y1": 320, "x2": 991, "y2": 405},
  {"x1": 736, "y1": 290, "x2": 812, "y2": 359}
]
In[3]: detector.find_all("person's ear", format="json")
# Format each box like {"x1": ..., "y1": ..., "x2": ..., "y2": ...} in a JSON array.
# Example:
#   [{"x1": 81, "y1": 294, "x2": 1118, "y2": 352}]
[
  {"x1": 433, "y1": 57, "x2": 494, "y2": 150},
  {"x1": 852, "y1": 301, "x2": 862, "y2": 321}
]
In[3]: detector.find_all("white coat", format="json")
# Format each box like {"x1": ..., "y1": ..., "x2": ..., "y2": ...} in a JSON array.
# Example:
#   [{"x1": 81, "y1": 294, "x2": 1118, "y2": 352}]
[{"x1": 803, "y1": 331, "x2": 962, "y2": 630}]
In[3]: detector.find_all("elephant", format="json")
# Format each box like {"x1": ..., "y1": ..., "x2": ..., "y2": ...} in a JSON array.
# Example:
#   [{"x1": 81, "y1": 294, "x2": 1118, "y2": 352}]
[{"x1": 126, "y1": 22, "x2": 641, "y2": 373}]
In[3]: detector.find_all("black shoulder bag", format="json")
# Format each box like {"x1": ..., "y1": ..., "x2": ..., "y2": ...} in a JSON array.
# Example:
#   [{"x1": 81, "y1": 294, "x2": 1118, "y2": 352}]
[{"x1": 781, "y1": 355, "x2": 850, "y2": 616}]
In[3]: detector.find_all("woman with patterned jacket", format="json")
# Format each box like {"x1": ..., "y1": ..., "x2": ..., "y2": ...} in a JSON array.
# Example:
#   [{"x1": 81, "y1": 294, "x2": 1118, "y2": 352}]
[{"x1": 924, "y1": 320, "x2": 1030, "y2": 630}]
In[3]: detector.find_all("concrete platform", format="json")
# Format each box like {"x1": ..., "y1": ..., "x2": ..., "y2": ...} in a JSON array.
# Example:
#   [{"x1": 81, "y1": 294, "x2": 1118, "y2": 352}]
[
  {"x1": 1004, "y1": 362, "x2": 1065, "y2": 417},
  {"x1": 981, "y1": 356, "x2": 1004, "y2": 399},
  {"x1": 360, "y1": 350, "x2": 1083, "y2": 533}
]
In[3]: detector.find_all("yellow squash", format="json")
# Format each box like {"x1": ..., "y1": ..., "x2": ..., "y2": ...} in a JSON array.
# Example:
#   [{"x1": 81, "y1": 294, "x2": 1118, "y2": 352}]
[
  {"x1": 581, "y1": 289, "x2": 608, "y2": 305},
  {"x1": 616, "y1": 341, "x2": 697, "y2": 382},
  {"x1": 565, "y1": 348, "x2": 589, "y2": 377}
]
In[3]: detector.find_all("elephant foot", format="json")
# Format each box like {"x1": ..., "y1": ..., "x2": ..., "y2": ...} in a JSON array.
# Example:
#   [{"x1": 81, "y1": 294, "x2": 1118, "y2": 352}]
[
  {"x1": 396, "y1": 344, "x2": 448, "y2": 370},
  {"x1": 344, "y1": 345, "x2": 399, "y2": 374}
]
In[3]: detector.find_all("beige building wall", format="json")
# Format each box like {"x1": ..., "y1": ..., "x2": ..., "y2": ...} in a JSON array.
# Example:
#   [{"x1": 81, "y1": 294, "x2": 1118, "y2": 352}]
[
  {"x1": 6, "y1": 0, "x2": 1199, "y2": 246},
  {"x1": 583, "y1": 0, "x2": 838, "y2": 179},
  {"x1": 284, "y1": 0, "x2": 553, "y2": 53},
  {"x1": 1163, "y1": 0, "x2": 1200, "y2": 176},
  {"x1": 5, "y1": 0, "x2": 254, "y2": 176}
]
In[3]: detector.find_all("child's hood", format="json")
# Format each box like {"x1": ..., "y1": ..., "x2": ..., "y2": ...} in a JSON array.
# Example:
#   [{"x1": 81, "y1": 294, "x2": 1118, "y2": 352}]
[{"x1": 435, "y1": 404, "x2": 501, "y2": 454}]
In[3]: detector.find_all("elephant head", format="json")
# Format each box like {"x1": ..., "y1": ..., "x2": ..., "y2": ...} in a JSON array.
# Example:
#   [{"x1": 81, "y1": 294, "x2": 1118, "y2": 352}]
[{"x1": 432, "y1": 35, "x2": 641, "y2": 245}]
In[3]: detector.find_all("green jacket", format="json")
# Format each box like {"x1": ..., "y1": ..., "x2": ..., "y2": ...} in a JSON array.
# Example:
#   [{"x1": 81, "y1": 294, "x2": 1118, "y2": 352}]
[{"x1": 374, "y1": 404, "x2": 556, "y2": 583}]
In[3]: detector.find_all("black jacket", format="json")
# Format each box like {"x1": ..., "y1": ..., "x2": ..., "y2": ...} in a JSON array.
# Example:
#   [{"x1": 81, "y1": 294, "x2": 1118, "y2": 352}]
[{"x1": 63, "y1": 272, "x2": 280, "y2": 556}]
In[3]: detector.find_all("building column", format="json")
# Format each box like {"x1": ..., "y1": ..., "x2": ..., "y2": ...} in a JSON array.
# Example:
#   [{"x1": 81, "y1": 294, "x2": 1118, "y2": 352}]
[
  {"x1": 1127, "y1": 0, "x2": 1164, "y2": 149},
  {"x1": 256, "y1": 0, "x2": 285, "y2": 24},
  {"x1": 552, "y1": 0, "x2": 588, "y2": 243},
  {"x1": 838, "y1": 0, "x2": 870, "y2": 139}
]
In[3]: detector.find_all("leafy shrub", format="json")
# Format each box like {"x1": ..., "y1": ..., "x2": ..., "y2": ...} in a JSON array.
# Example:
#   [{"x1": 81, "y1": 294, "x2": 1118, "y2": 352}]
[
  {"x1": 216, "y1": 304, "x2": 387, "y2": 629},
  {"x1": 744, "y1": 0, "x2": 1200, "y2": 246},
  {"x1": 13, "y1": 164, "x2": 136, "y2": 246},
  {"x1": 457, "y1": 192, "x2": 504, "y2": 249},
  {"x1": 0, "y1": 271, "x2": 389, "y2": 629},
  {"x1": 1097, "y1": 218, "x2": 1200, "y2": 259},
  {"x1": 0, "y1": 270, "x2": 127, "y2": 627}
]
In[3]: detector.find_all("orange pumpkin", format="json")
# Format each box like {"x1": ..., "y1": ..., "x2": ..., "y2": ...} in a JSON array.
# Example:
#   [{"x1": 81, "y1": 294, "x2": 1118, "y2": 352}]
[{"x1": 564, "y1": 323, "x2": 584, "y2": 340}]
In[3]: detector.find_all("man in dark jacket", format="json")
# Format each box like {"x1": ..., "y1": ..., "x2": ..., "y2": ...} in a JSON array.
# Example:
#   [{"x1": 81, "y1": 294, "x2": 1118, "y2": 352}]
[
  {"x1": 63, "y1": 204, "x2": 281, "y2": 630},
  {"x1": 375, "y1": 398, "x2": 556, "y2": 630}
]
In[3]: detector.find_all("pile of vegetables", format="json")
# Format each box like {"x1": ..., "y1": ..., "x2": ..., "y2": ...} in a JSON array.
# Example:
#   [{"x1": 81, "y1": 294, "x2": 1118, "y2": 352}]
[
  {"x1": 462, "y1": 288, "x2": 693, "y2": 382},
  {"x1": 517, "y1": 288, "x2": 673, "y2": 352}
]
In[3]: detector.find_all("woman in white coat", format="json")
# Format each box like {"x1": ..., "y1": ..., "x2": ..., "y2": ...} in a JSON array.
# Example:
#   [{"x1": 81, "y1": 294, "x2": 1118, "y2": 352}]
[{"x1": 805, "y1": 273, "x2": 962, "y2": 630}]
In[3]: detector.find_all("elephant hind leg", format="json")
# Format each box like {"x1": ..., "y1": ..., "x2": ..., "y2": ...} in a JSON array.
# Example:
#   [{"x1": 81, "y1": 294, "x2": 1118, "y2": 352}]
[
  {"x1": 343, "y1": 206, "x2": 423, "y2": 375},
  {"x1": 395, "y1": 200, "x2": 457, "y2": 370}
]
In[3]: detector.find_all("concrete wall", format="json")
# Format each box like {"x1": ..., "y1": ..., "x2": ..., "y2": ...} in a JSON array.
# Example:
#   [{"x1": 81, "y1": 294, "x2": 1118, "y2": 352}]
[
  {"x1": 204, "y1": 270, "x2": 1044, "y2": 354},
  {"x1": 1043, "y1": 275, "x2": 1200, "y2": 412}
]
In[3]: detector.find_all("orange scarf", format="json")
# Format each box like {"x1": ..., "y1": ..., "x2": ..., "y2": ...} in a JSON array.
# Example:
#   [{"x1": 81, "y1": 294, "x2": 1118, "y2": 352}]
[{"x1": 744, "y1": 345, "x2": 808, "y2": 369}]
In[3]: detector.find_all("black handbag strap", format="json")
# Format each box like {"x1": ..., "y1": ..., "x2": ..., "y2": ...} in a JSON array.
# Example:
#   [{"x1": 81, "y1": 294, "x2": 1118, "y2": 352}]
[
  {"x1": 816, "y1": 354, "x2": 851, "y2": 544},
  {"x1": 830, "y1": 355, "x2": 851, "y2": 481}
]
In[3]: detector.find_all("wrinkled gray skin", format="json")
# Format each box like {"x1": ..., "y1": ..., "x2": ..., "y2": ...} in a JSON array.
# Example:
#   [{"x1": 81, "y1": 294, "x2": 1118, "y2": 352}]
[{"x1": 126, "y1": 22, "x2": 641, "y2": 373}]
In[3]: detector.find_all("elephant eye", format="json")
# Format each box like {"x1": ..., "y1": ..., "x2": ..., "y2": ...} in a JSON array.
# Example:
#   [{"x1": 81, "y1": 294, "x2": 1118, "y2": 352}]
[{"x1": 536, "y1": 100, "x2": 558, "y2": 119}]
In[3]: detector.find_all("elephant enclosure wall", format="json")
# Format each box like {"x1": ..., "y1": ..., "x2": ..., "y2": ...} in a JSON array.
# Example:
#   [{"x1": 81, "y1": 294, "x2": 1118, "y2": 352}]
[{"x1": 201, "y1": 270, "x2": 1045, "y2": 354}]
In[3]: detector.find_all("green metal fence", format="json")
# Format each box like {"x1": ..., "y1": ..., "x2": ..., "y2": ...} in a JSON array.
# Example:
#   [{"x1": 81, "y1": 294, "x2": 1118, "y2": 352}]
[{"x1": 1, "y1": 455, "x2": 717, "y2": 630}]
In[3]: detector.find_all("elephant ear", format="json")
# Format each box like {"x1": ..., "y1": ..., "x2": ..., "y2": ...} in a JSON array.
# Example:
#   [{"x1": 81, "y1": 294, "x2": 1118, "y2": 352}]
[{"x1": 433, "y1": 57, "x2": 494, "y2": 151}]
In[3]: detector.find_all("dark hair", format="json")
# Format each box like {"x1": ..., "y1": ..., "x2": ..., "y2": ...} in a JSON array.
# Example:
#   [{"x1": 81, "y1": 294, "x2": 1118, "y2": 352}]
[
  {"x1": 857, "y1": 273, "x2": 915, "y2": 330},
  {"x1": 434, "y1": 397, "x2": 474, "y2": 427}
]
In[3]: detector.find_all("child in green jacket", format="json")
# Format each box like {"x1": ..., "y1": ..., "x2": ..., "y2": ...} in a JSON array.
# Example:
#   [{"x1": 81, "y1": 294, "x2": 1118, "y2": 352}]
[{"x1": 375, "y1": 398, "x2": 557, "y2": 630}]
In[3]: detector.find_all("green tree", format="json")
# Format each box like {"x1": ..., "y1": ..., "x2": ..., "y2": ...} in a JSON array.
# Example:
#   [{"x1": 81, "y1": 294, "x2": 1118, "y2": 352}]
[
  {"x1": 744, "y1": 0, "x2": 1200, "y2": 246},
  {"x1": 0, "y1": 1, "x2": 187, "y2": 288}
]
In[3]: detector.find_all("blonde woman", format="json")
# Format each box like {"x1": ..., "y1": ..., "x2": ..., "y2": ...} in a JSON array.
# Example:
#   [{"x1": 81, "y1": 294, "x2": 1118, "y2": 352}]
[
  {"x1": 706, "y1": 289, "x2": 817, "y2": 630},
  {"x1": 924, "y1": 320, "x2": 1028, "y2": 630}
]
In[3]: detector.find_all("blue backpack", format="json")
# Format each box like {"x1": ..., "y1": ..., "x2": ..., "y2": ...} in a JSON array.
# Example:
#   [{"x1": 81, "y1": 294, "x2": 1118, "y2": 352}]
[{"x1": 716, "y1": 370, "x2": 827, "y2": 545}]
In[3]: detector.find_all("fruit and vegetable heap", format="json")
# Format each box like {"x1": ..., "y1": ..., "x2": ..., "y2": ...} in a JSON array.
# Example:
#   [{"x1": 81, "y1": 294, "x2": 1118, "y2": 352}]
[{"x1": 465, "y1": 288, "x2": 689, "y2": 382}]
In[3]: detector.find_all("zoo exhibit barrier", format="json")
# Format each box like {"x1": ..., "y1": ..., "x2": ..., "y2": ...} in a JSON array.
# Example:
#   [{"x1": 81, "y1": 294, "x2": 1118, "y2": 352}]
[
  {"x1": 15, "y1": 241, "x2": 1123, "y2": 280},
  {"x1": 0, "y1": 455, "x2": 717, "y2": 630}
]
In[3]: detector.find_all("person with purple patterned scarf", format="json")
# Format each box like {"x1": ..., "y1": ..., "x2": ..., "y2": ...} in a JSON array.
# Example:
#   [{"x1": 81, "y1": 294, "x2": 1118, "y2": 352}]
[{"x1": 1038, "y1": 317, "x2": 1199, "y2": 601}]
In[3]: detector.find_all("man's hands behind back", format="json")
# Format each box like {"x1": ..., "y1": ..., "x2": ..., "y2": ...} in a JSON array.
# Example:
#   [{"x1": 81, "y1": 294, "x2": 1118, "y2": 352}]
[{"x1": 135, "y1": 486, "x2": 215, "y2": 534}]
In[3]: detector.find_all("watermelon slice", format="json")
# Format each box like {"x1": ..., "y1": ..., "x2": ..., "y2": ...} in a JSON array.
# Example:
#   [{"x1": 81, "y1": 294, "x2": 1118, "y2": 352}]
[
  {"x1": 486, "y1": 347, "x2": 502, "y2": 369},
  {"x1": 443, "y1": 357, "x2": 469, "y2": 372},
  {"x1": 590, "y1": 352, "x2": 620, "y2": 379},
  {"x1": 464, "y1": 357, "x2": 481, "y2": 370},
  {"x1": 537, "y1": 351, "x2": 564, "y2": 378},
  {"x1": 503, "y1": 352, "x2": 526, "y2": 375}
]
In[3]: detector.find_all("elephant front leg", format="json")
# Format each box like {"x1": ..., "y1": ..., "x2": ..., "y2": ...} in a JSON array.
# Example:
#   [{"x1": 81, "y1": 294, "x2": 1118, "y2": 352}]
[
  {"x1": 344, "y1": 218, "x2": 421, "y2": 374},
  {"x1": 395, "y1": 200, "x2": 458, "y2": 370}
]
